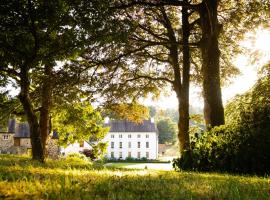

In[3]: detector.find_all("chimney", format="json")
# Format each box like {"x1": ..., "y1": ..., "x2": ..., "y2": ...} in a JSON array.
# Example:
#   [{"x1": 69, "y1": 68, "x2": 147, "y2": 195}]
[
  {"x1": 104, "y1": 117, "x2": 110, "y2": 124},
  {"x1": 150, "y1": 117, "x2": 155, "y2": 123}
]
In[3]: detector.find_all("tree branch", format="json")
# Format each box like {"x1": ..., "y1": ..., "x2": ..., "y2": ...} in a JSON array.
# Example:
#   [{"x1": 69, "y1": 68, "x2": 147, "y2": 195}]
[
  {"x1": 112, "y1": 0, "x2": 199, "y2": 10},
  {"x1": 126, "y1": 74, "x2": 174, "y2": 84}
]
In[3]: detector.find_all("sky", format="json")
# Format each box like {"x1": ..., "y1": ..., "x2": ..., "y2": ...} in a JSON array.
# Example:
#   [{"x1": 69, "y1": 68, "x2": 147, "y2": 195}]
[{"x1": 142, "y1": 28, "x2": 270, "y2": 109}]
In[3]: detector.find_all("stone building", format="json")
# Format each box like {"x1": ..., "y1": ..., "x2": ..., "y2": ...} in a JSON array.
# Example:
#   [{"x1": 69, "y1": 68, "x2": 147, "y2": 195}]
[
  {"x1": 0, "y1": 119, "x2": 16, "y2": 153},
  {"x1": 0, "y1": 119, "x2": 60, "y2": 158}
]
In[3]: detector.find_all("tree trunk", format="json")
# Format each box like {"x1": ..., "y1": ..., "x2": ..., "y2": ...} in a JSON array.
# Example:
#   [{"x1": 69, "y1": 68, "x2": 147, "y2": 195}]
[
  {"x1": 19, "y1": 66, "x2": 44, "y2": 162},
  {"x1": 161, "y1": 6, "x2": 191, "y2": 156},
  {"x1": 199, "y1": 0, "x2": 225, "y2": 127},
  {"x1": 40, "y1": 64, "x2": 52, "y2": 155},
  {"x1": 170, "y1": 43, "x2": 190, "y2": 156},
  {"x1": 178, "y1": 4, "x2": 191, "y2": 154}
]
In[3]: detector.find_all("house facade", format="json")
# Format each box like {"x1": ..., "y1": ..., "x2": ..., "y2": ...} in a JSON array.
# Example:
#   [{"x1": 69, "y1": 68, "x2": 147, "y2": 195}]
[{"x1": 103, "y1": 120, "x2": 159, "y2": 160}]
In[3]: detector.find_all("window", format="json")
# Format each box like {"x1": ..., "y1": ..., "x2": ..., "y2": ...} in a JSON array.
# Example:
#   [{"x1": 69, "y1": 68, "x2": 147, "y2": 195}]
[
  {"x1": 146, "y1": 142, "x2": 149, "y2": 148},
  {"x1": 146, "y1": 152, "x2": 149, "y2": 158},
  {"x1": 119, "y1": 142, "x2": 122, "y2": 149},
  {"x1": 2, "y1": 135, "x2": 9, "y2": 140},
  {"x1": 137, "y1": 142, "x2": 140, "y2": 148},
  {"x1": 111, "y1": 134, "x2": 114, "y2": 138},
  {"x1": 137, "y1": 134, "x2": 141, "y2": 138},
  {"x1": 128, "y1": 141, "x2": 131, "y2": 148},
  {"x1": 128, "y1": 152, "x2": 131, "y2": 157},
  {"x1": 111, "y1": 152, "x2": 114, "y2": 158},
  {"x1": 128, "y1": 134, "x2": 131, "y2": 138},
  {"x1": 119, "y1": 134, "x2": 122, "y2": 138},
  {"x1": 119, "y1": 152, "x2": 123, "y2": 159},
  {"x1": 146, "y1": 134, "x2": 149, "y2": 138},
  {"x1": 137, "y1": 152, "x2": 141, "y2": 159},
  {"x1": 111, "y1": 142, "x2": 114, "y2": 149}
]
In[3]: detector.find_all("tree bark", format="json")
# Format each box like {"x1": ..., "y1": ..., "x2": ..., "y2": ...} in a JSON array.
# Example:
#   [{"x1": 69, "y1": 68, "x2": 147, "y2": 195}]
[
  {"x1": 40, "y1": 64, "x2": 52, "y2": 155},
  {"x1": 199, "y1": 0, "x2": 225, "y2": 127},
  {"x1": 178, "y1": 4, "x2": 191, "y2": 154},
  {"x1": 161, "y1": 6, "x2": 191, "y2": 155},
  {"x1": 19, "y1": 66, "x2": 44, "y2": 162}
]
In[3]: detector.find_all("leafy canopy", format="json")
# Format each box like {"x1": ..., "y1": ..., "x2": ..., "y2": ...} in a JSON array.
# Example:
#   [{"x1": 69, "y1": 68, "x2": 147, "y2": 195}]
[{"x1": 53, "y1": 101, "x2": 109, "y2": 147}]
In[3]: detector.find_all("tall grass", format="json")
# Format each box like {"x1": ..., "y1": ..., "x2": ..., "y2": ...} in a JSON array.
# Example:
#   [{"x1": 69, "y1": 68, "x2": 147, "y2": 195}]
[{"x1": 0, "y1": 154, "x2": 269, "y2": 199}]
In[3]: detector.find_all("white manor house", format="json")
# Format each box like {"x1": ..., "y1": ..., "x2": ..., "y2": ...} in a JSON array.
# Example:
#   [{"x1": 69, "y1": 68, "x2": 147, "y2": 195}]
[{"x1": 103, "y1": 119, "x2": 159, "y2": 160}]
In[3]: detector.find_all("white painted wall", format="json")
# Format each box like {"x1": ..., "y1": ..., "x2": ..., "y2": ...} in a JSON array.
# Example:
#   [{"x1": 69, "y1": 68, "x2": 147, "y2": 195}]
[
  {"x1": 103, "y1": 132, "x2": 158, "y2": 160},
  {"x1": 60, "y1": 141, "x2": 91, "y2": 155}
]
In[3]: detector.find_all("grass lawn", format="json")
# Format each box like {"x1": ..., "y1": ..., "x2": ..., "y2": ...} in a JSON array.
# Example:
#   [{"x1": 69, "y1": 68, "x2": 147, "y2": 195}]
[
  {"x1": 105, "y1": 162, "x2": 173, "y2": 170},
  {"x1": 0, "y1": 155, "x2": 269, "y2": 200}
]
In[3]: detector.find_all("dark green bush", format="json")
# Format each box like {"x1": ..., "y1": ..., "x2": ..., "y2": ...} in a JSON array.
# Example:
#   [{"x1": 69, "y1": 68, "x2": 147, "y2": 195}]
[{"x1": 173, "y1": 71, "x2": 270, "y2": 175}]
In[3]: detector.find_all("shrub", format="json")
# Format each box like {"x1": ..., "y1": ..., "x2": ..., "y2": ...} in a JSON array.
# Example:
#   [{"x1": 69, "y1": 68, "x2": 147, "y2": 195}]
[
  {"x1": 66, "y1": 153, "x2": 89, "y2": 162},
  {"x1": 81, "y1": 149, "x2": 97, "y2": 160},
  {"x1": 173, "y1": 73, "x2": 270, "y2": 175}
]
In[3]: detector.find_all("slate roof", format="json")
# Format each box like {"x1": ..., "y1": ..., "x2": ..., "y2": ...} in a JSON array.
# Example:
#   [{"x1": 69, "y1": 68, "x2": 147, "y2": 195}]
[
  {"x1": 8, "y1": 119, "x2": 16, "y2": 133},
  {"x1": 14, "y1": 123, "x2": 30, "y2": 138},
  {"x1": 105, "y1": 120, "x2": 157, "y2": 132}
]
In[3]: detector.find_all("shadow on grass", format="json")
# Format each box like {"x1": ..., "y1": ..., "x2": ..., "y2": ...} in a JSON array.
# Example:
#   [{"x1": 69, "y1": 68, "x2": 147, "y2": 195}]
[{"x1": 0, "y1": 155, "x2": 269, "y2": 200}]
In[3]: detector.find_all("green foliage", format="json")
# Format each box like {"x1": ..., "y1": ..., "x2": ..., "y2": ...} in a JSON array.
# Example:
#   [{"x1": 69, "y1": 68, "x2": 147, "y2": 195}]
[
  {"x1": 157, "y1": 118, "x2": 177, "y2": 144},
  {"x1": 173, "y1": 67, "x2": 270, "y2": 174},
  {"x1": 65, "y1": 153, "x2": 89, "y2": 162},
  {"x1": 148, "y1": 106, "x2": 157, "y2": 118},
  {"x1": 91, "y1": 142, "x2": 108, "y2": 160},
  {"x1": 53, "y1": 101, "x2": 109, "y2": 151},
  {"x1": 103, "y1": 102, "x2": 149, "y2": 123}
]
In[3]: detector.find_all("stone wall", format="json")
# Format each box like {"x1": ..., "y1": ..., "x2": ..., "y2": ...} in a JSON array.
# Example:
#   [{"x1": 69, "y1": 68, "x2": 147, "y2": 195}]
[
  {"x1": 47, "y1": 138, "x2": 60, "y2": 159},
  {"x1": 7, "y1": 146, "x2": 28, "y2": 155},
  {"x1": 19, "y1": 138, "x2": 31, "y2": 148},
  {"x1": 0, "y1": 133, "x2": 14, "y2": 153}
]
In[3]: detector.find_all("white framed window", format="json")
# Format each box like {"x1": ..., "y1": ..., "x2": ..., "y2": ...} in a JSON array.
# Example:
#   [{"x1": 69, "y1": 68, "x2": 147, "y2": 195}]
[
  {"x1": 111, "y1": 142, "x2": 114, "y2": 149},
  {"x1": 146, "y1": 134, "x2": 149, "y2": 138},
  {"x1": 128, "y1": 134, "x2": 131, "y2": 138},
  {"x1": 146, "y1": 142, "x2": 149, "y2": 148},
  {"x1": 119, "y1": 134, "x2": 122, "y2": 138},
  {"x1": 119, "y1": 142, "x2": 122, "y2": 149},
  {"x1": 111, "y1": 134, "x2": 114, "y2": 138},
  {"x1": 111, "y1": 152, "x2": 114, "y2": 158},
  {"x1": 128, "y1": 152, "x2": 131, "y2": 157},
  {"x1": 137, "y1": 142, "x2": 140, "y2": 148},
  {"x1": 137, "y1": 134, "x2": 141, "y2": 138},
  {"x1": 137, "y1": 152, "x2": 141, "y2": 159},
  {"x1": 128, "y1": 141, "x2": 131, "y2": 148},
  {"x1": 2, "y1": 135, "x2": 9, "y2": 140},
  {"x1": 119, "y1": 152, "x2": 123, "y2": 159},
  {"x1": 146, "y1": 152, "x2": 149, "y2": 158}
]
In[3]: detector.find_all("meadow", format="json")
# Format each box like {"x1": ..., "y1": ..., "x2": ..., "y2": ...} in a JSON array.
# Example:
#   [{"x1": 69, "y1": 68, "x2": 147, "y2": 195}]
[{"x1": 0, "y1": 154, "x2": 269, "y2": 200}]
